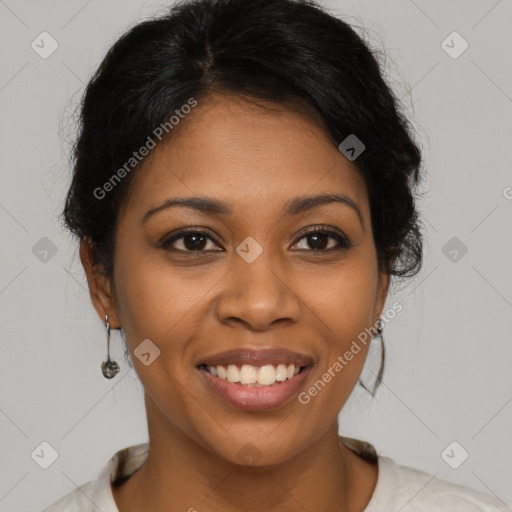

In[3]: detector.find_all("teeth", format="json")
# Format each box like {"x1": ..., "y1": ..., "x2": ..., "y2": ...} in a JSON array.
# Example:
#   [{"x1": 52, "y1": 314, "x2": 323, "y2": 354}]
[
  {"x1": 227, "y1": 364, "x2": 240, "y2": 383},
  {"x1": 205, "y1": 363, "x2": 303, "y2": 386},
  {"x1": 217, "y1": 365, "x2": 227, "y2": 379},
  {"x1": 240, "y1": 365, "x2": 257, "y2": 384},
  {"x1": 275, "y1": 364, "x2": 287, "y2": 381},
  {"x1": 257, "y1": 364, "x2": 276, "y2": 385}
]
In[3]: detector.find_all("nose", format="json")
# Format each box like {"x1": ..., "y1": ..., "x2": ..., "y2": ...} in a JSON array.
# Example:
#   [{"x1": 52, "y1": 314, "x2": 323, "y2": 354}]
[{"x1": 216, "y1": 249, "x2": 302, "y2": 332}]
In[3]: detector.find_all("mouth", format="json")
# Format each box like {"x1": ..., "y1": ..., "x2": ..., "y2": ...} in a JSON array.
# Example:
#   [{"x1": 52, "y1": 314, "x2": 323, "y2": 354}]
[{"x1": 196, "y1": 348, "x2": 314, "y2": 411}]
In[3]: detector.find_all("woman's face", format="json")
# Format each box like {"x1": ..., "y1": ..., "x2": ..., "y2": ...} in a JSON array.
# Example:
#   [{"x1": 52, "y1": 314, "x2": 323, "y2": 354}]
[{"x1": 84, "y1": 92, "x2": 389, "y2": 465}]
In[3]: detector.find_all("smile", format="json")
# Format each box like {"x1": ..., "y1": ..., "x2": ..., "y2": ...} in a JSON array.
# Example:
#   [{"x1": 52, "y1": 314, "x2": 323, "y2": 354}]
[{"x1": 196, "y1": 348, "x2": 314, "y2": 411}]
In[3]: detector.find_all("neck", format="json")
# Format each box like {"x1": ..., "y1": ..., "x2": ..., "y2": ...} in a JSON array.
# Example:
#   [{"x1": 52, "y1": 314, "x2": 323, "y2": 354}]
[{"x1": 112, "y1": 398, "x2": 377, "y2": 512}]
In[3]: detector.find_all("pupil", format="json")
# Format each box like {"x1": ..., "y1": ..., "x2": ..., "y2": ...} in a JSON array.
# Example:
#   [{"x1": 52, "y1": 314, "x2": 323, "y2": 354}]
[
  {"x1": 309, "y1": 233, "x2": 328, "y2": 250},
  {"x1": 184, "y1": 234, "x2": 206, "y2": 250}
]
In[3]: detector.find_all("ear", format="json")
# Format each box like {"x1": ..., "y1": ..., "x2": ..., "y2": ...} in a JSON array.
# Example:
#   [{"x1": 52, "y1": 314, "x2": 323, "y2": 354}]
[
  {"x1": 373, "y1": 269, "x2": 391, "y2": 323},
  {"x1": 79, "y1": 237, "x2": 121, "y2": 328}
]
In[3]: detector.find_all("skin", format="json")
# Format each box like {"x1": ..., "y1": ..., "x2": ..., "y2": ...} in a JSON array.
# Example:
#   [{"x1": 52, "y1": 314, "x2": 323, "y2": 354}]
[{"x1": 81, "y1": 91, "x2": 390, "y2": 512}]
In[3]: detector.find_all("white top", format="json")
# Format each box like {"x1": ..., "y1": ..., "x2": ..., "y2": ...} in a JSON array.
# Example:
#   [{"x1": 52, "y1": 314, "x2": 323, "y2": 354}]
[{"x1": 42, "y1": 437, "x2": 508, "y2": 511}]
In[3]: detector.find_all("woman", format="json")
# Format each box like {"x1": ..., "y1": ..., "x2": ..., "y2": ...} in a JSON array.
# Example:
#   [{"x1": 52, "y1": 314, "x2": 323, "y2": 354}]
[{"x1": 43, "y1": 0, "x2": 507, "y2": 510}]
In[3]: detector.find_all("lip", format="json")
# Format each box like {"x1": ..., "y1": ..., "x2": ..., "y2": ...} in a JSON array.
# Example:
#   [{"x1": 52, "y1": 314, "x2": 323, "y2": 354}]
[
  {"x1": 198, "y1": 365, "x2": 313, "y2": 411},
  {"x1": 197, "y1": 347, "x2": 315, "y2": 367}
]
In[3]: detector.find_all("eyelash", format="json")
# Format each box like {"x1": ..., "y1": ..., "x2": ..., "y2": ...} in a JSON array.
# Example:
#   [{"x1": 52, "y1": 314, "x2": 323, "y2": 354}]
[{"x1": 159, "y1": 226, "x2": 352, "y2": 253}]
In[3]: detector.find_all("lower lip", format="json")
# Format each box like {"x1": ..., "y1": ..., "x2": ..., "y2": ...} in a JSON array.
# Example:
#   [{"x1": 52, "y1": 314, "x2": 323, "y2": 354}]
[{"x1": 198, "y1": 366, "x2": 312, "y2": 412}]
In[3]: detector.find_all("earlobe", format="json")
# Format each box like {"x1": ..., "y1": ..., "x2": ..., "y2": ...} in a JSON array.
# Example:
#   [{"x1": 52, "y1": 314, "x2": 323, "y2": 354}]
[{"x1": 79, "y1": 237, "x2": 121, "y2": 328}]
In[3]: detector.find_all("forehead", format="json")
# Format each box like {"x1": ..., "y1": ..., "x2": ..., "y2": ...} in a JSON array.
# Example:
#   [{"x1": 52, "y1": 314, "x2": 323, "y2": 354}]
[{"x1": 121, "y1": 93, "x2": 369, "y2": 218}]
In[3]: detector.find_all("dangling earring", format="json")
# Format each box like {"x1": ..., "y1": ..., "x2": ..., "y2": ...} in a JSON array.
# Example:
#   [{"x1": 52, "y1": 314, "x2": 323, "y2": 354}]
[
  {"x1": 101, "y1": 314, "x2": 120, "y2": 379},
  {"x1": 376, "y1": 317, "x2": 384, "y2": 334},
  {"x1": 358, "y1": 316, "x2": 385, "y2": 396}
]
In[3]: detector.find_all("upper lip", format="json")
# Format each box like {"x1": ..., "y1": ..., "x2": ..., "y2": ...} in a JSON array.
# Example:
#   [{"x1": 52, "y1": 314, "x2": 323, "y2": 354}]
[{"x1": 198, "y1": 348, "x2": 315, "y2": 368}]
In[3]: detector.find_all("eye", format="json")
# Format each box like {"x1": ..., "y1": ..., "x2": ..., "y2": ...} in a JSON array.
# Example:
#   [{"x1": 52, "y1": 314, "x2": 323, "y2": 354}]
[
  {"x1": 290, "y1": 226, "x2": 352, "y2": 251},
  {"x1": 159, "y1": 226, "x2": 352, "y2": 253},
  {"x1": 160, "y1": 228, "x2": 223, "y2": 252}
]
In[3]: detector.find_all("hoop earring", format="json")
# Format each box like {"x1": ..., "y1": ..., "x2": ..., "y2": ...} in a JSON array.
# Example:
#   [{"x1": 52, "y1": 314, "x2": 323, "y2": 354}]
[
  {"x1": 358, "y1": 317, "x2": 385, "y2": 396},
  {"x1": 101, "y1": 314, "x2": 120, "y2": 379}
]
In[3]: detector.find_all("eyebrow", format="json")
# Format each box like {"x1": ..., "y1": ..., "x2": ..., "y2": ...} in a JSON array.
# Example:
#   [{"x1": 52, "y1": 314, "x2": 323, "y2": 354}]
[{"x1": 141, "y1": 193, "x2": 364, "y2": 227}]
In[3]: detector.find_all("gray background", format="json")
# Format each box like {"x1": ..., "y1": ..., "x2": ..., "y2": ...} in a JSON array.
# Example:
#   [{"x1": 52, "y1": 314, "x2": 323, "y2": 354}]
[{"x1": 0, "y1": 0, "x2": 511, "y2": 510}]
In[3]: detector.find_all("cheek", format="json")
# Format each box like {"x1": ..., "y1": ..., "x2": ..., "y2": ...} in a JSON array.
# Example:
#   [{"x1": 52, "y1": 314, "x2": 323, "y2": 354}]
[
  {"x1": 296, "y1": 260, "x2": 377, "y2": 405},
  {"x1": 112, "y1": 255, "x2": 199, "y2": 420},
  {"x1": 303, "y1": 258, "x2": 378, "y2": 341},
  {"x1": 113, "y1": 242, "x2": 196, "y2": 337},
  {"x1": 112, "y1": 245, "x2": 218, "y2": 384}
]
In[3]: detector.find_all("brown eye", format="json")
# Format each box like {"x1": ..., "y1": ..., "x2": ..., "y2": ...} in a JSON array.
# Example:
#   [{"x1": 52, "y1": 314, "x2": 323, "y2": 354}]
[
  {"x1": 291, "y1": 228, "x2": 352, "y2": 251},
  {"x1": 161, "y1": 229, "x2": 222, "y2": 252},
  {"x1": 160, "y1": 226, "x2": 352, "y2": 254}
]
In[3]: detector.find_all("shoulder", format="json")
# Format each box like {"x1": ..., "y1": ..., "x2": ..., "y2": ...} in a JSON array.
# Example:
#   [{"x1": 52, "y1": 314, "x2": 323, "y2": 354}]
[
  {"x1": 41, "y1": 480, "x2": 96, "y2": 511},
  {"x1": 388, "y1": 457, "x2": 509, "y2": 511},
  {"x1": 41, "y1": 442, "x2": 149, "y2": 511}
]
